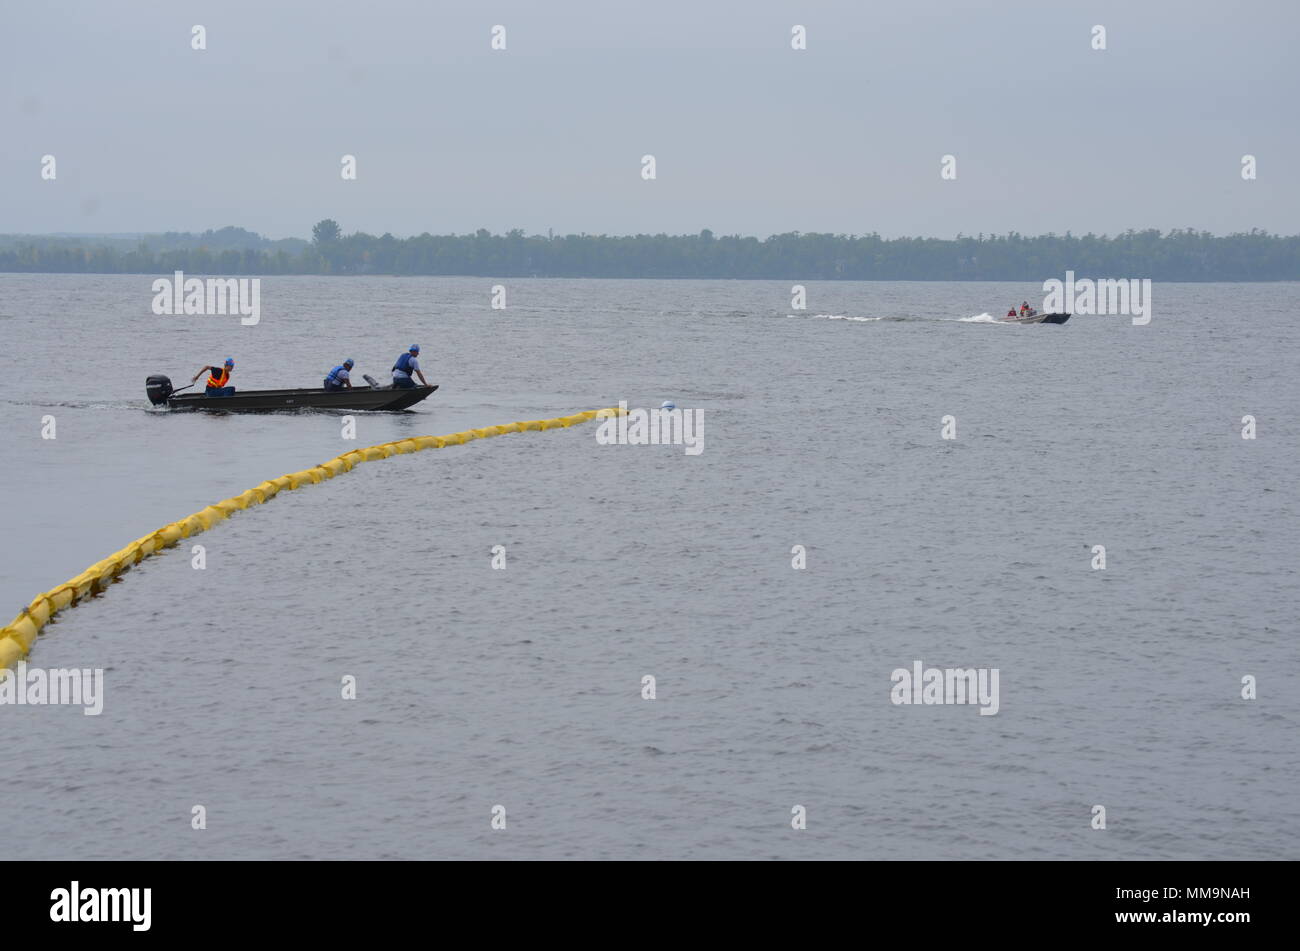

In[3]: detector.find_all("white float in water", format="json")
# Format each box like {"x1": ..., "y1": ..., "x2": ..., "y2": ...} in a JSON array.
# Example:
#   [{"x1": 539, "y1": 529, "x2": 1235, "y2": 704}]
[{"x1": 660, "y1": 400, "x2": 676, "y2": 410}]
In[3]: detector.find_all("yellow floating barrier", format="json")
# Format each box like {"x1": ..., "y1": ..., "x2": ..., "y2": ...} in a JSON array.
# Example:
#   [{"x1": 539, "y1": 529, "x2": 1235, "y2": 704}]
[{"x1": 0, "y1": 404, "x2": 627, "y2": 669}]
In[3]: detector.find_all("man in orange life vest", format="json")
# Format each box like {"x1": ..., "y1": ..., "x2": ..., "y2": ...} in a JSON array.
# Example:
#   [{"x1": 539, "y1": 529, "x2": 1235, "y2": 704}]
[{"x1": 192, "y1": 357, "x2": 235, "y2": 396}]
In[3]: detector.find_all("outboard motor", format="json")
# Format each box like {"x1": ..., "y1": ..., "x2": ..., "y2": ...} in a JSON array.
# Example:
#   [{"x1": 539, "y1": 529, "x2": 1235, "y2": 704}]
[{"x1": 146, "y1": 374, "x2": 174, "y2": 405}]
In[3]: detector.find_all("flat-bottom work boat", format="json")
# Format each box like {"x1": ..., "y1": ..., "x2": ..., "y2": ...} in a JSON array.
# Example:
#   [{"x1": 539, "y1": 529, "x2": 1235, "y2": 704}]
[
  {"x1": 1000, "y1": 312, "x2": 1071, "y2": 325},
  {"x1": 146, "y1": 375, "x2": 437, "y2": 412}
]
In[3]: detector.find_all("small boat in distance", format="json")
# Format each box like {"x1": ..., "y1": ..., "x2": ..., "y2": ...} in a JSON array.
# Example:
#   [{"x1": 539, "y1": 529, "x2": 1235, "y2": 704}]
[
  {"x1": 146, "y1": 375, "x2": 437, "y2": 412},
  {"x1": 1000, "y1": 312, "x2": 1071, "y2": 325}
]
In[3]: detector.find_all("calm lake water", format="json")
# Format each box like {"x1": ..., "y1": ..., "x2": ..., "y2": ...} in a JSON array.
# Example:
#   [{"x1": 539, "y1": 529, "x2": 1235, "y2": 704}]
[{"x1": 1, "y1": 274, "x2": 1296, "y2": 859}]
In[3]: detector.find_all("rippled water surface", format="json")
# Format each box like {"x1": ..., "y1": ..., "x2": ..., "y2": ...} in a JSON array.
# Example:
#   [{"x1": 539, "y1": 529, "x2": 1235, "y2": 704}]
[{"x1": 1, "y1": 275, "x2": 1296, "y2": 859}]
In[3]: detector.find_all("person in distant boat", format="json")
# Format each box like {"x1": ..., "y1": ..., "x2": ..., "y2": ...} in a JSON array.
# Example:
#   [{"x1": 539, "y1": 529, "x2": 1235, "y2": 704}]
[
  {"x1": 1020, "y1": 301, "x2": 1031, "y2": 316},
  {"x1": 391, "y1": 345, "x2": 428, "y2": 389},
  {"x1": 193, "y1": 357, "x2": 235, "y2": 396},
  {"x1": 1007, "y1": 308, "x2": 1017, "y2": 318},
  {"x1": 324, "y1": 358, "x2": 355, "y2": 391}
]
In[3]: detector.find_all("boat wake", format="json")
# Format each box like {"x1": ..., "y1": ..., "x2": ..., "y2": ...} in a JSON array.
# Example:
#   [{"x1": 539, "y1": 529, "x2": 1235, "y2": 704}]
[
  {"x1": 0, "y1": 398, "x2": 134, "y2": 411},
  {"x1": 793, "y1": 313, "x2": 885, "y2": 322},
  {"x1": 796, "y1": 311, "x2": 1010, "y2": 325},
  {"x1": 818, "y1": 313, "x2": 884, "y2": 322}
]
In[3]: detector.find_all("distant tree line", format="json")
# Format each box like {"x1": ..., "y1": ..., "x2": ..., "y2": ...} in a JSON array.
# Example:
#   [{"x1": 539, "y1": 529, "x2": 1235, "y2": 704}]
[
  {"x1": 0, "y1": 226, "x2": 307, "y2": 255},
  {"x1": 1, "y1": 221, "x2": 1296, "y2": 281}
]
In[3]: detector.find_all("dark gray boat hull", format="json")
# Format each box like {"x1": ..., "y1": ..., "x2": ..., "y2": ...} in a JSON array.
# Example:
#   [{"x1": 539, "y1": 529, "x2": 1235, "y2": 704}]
[
  {"x1": 1000, "y1": 312, "x2": 1071, "y2": 325},
  {"x1": 165, "y1": 384, "x2": 437, "y2": 412}
]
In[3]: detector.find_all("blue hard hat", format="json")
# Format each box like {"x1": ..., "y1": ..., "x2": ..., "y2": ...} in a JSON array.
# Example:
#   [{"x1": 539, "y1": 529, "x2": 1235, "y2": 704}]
[
  {"x1": 410, "y1": 344, "x2": 420, "y2": 353},
  {"x1": 224, "y1": 357, "x2": 234, "y2": 366},
  {"x1": 344, "y1": 358, "x2": 354, "y2": 367}
]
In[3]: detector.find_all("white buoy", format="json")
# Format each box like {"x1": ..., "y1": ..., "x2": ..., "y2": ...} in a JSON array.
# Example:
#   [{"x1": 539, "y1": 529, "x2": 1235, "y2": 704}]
[{"x1": 660, "y1": 400, "x2": 676, "y2": 410}]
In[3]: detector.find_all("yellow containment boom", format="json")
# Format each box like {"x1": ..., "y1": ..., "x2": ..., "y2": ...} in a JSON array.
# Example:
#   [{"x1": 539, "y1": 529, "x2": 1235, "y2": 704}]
[{"x1": 0, "y1": 405, "x2": 627, "y2": 670}]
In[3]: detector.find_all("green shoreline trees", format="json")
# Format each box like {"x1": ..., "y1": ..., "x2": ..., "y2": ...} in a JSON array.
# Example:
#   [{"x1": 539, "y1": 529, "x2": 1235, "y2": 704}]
[{"x1": 1, "y1": 224, "x2": 1296, "y2": 281}]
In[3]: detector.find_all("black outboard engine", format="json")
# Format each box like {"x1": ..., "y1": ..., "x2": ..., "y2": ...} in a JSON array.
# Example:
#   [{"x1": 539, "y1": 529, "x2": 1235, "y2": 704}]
[{"x1": 146, "y1": 374, "x2": 174, "y2": 405}]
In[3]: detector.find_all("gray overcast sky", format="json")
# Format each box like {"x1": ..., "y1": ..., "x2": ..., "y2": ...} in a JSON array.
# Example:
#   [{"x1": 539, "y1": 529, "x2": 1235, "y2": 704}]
[{"x1": 3, "y1": 0, "x2": 1297, "y2": 239}]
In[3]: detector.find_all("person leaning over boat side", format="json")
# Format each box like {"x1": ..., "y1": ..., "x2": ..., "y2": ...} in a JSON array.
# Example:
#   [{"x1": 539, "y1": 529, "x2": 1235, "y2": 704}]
[
  {"x1": 391, "y1": 344, "x2": 428, "y2": 389},
  {"x1": 323, "y1": 358, "x2": 355, "y2": 391},
  {"x1": 193, "y1": 357, "x2": 235, "y2": 396}
]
